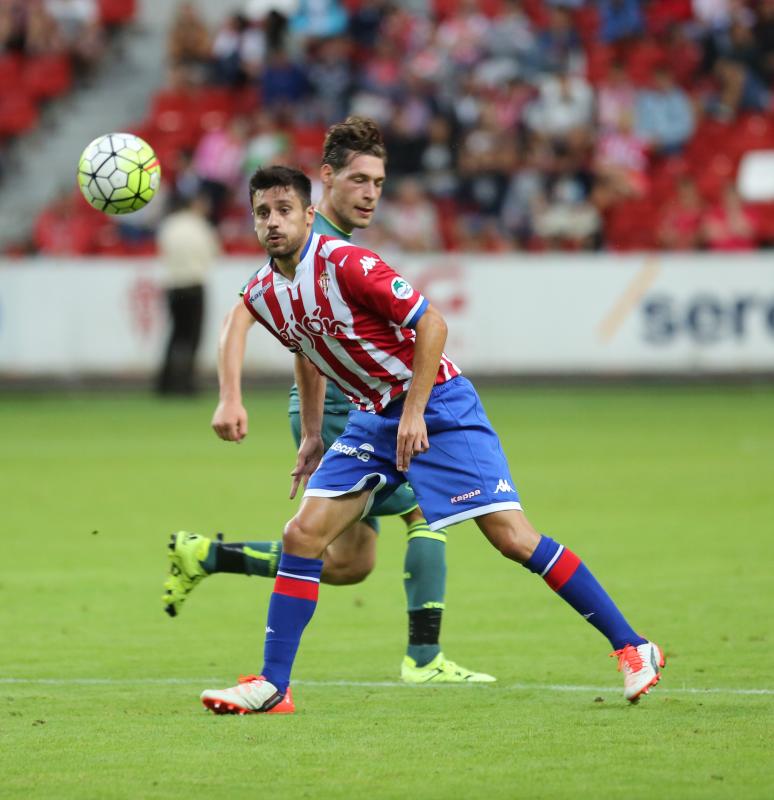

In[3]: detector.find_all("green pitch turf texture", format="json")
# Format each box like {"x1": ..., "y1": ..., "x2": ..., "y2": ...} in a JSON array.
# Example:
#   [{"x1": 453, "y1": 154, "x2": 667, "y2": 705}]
[{"x1": 1, "y1": 386, "x2": 772, "y2": 800}]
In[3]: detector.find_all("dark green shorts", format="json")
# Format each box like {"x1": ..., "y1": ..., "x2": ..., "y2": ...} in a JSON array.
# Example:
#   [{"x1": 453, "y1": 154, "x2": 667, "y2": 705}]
[{"x1": 289, "y1": 411, "x2": 418, "y2": 533}]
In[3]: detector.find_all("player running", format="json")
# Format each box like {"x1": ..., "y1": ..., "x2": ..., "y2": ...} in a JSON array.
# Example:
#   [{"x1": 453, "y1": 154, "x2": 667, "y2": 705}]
[
  {"x1": 198, "y1": 165, "x2": 664, "y2": 714},
  {"x1": 163, "y1": 117, "x2": 494, "y2": 685}
]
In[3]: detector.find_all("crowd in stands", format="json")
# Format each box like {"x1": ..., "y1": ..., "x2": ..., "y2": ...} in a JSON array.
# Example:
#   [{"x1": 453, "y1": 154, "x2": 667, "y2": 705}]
[
  {"x1": 0, "y1": 0, "x2": 135, "y2": 185},
  {"x1": 15, "y1": 0, "x2": 774, "y2": 255}
]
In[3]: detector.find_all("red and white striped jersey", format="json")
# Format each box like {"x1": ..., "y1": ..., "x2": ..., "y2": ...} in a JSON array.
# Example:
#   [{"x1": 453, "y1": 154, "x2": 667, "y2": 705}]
[{"x1": 242, "y1": 233, "x2": 461, "y2": 412}]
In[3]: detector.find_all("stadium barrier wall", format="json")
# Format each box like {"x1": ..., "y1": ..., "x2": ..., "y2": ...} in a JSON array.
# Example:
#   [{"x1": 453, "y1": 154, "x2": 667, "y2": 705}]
[{"x1": 1, "y1": 253, "x2": 773, "y2": 376}]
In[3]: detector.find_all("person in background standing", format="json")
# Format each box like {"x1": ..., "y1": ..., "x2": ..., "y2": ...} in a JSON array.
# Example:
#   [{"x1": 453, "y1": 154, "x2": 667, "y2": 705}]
[{"x1": 156, "y1": 193, "x2": 220, "y2": 396}]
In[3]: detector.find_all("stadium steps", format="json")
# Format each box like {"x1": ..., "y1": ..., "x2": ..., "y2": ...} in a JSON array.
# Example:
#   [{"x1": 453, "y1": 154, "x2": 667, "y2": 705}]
[{"x1": 0, "y1": 20, "x2": 166, "y2": 248}]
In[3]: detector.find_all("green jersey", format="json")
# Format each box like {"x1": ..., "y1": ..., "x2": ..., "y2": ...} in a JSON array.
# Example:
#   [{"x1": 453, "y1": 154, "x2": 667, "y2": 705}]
[{"x1": 287, "y1": 211, "x2": 354, "y2": 415}]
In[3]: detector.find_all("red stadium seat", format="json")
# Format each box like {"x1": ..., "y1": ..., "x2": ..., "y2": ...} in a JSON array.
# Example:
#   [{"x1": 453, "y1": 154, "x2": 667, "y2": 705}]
[
  {"x1": 605, "y1": 199, "x2": 659, "y2": 251},
  {"x1": 696, "y1": 154, "x2": 736, "y2": 202},
  {"x1": 98, "y1": 0, "x2": 136, "y2": 26},
  {"x1": 625, "y1": 39, "x2": 667, "y2": 86},
  {"x1": 0, "y1": 53, "x2": 23, "y2": 91},
  {"x1": 291, "y1": 125, "x2": 327, "y2": 168},
  {"x1": 585, "y1": 43, "x2": 614, "y2": 85},
  {"x1": 0, "y1": 92, "x2": 39, "y2": 136},
  {"x1": 574, "y1": 5, "x2": 599, "y2": 42},
  {"x1": 194, "y1": 87, "x2": 237, "y2": 133},
  {"x1": 732, "y1": 114, "x2": 774, "y2": 159},
  {"x1": 22, "y1": 55, "x2": 73, "y2": 100}
]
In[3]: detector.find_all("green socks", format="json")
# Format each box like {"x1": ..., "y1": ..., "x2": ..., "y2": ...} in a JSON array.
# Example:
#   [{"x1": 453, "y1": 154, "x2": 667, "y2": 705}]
[
  {"x1": 202, "y1": 539, "x2": 281, "y2": 578},
  {"x1": 404, "y1": 519, "x2": 448, "y2": 667}
]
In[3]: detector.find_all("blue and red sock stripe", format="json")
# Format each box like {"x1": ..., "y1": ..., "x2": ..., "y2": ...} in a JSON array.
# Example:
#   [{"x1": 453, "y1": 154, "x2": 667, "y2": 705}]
[
  {"x1": 273, "y1": 570, "x2": 320, "y2": 601},
  {"x1": 540, "y1": 545, "x2": 581, "y2": 591}
]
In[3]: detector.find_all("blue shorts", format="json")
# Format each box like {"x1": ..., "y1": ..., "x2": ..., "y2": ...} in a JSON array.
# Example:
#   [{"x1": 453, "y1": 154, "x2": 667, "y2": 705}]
[
  {"x1": 305, "y1": 376, "x2": 521, "y2": 531},
  {"x1": 289, "y1": 412, "x2": 418, "y2": 534}
]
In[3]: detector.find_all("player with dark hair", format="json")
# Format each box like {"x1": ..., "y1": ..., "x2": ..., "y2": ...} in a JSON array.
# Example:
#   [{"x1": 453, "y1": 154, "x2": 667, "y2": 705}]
[
  {"x1": 198, "y1": 165, "x2": 664, "y2": 714},
  {"x1": 163, "y1": 118, "x2": 494, "y2": 684}
]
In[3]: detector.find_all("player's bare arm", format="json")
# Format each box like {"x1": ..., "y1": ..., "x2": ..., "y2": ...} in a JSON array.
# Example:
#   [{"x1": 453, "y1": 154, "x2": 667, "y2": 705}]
[
  {"x1": 290, "y1": 354, "x2": 327, "y2": 499},
  {"x1": 211, "y1": 300, "x2": 255, "y2": 442},
  {"x1": 396, "y1": 304, "x2": 448, "y2": 472}
]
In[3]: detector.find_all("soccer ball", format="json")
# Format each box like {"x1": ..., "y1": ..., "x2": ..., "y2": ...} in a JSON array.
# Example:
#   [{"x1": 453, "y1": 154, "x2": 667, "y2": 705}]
[{"x1": 77, "y1": 132, "x2": 161, "y2": 215}]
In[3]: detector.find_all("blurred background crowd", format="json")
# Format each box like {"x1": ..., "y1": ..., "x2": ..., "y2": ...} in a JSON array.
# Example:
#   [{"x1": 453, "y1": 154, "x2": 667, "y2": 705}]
[{"x1": 2, "y1": 0, "x2": 774, "y2": 256}]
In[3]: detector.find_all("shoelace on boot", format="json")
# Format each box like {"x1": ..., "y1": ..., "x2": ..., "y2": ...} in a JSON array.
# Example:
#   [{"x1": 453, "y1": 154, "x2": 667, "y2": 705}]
[{"x1": 610, "y1": 645, "x2": 644, "y2": 673}]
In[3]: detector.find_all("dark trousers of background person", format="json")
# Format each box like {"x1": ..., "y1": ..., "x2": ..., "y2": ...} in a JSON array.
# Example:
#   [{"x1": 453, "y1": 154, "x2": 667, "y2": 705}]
[{"x1": 157, "y1": 285, "x2": 204, "y2": 396}]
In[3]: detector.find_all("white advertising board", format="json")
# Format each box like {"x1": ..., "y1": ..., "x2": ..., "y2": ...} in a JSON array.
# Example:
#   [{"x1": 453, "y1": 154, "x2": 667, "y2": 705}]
[{"x1": 1, "y1": 253, "x2": 772, "y2": 376}]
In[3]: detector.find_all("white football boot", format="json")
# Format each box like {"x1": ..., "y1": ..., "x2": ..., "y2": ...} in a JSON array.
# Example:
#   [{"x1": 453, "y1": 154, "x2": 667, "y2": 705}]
[
  {"x1": 200, "y1": 675, "x2": 294, "y2": 715},
  {"x1": 611, "y1": 641, "x2": 665, "y2": 702}
]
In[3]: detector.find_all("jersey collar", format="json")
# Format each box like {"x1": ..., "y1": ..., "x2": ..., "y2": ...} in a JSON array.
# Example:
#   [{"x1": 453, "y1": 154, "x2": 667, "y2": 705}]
[{"x1": 269, "y1": 231, "x2": 316, "y2": 278}]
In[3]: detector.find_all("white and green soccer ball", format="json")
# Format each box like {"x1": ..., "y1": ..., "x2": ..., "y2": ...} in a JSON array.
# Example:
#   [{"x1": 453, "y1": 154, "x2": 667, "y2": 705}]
[{"x1": 77, "y1": 132, "x2": 161, "y2": 214}]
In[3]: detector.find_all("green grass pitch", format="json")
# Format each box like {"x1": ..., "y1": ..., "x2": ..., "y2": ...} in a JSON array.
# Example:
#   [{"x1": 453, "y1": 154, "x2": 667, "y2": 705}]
[{"x1": 1, "y1": 385, "x2": 773, "y2": 799}]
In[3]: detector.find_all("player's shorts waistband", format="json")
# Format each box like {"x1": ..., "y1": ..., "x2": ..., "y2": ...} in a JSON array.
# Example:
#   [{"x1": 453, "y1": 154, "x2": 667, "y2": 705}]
[{"x1": 377, "y1": 375, "x2": 464, "y2": 419}]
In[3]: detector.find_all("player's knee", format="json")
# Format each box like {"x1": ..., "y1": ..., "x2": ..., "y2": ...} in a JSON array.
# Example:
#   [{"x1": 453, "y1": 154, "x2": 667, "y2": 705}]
[
  {"x1": 283, "y1": 515, "x2": 325, "y2": 557},
  {"x1": 492, "y1": 528, "x2": 539, "y2": 564}
]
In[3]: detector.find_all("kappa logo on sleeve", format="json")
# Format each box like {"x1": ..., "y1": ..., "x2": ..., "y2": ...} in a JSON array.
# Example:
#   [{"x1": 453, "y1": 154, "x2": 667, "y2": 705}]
[
  {"x1": 360, "y1": 255, "x2": 378, "y2": 275},
  {"x1": 391, "y1": 277, "x2": 414, "y2": 300}
]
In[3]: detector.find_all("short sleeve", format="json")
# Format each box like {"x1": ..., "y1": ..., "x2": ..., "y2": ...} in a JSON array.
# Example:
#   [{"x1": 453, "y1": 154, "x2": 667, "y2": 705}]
[{"x1": 335, "y1": 249, "x2": 427, "y2": 328}]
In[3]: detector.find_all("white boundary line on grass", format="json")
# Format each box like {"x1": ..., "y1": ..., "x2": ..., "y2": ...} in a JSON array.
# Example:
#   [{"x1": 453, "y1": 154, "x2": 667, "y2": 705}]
[{"x1": 0, "y1": 678, "x2": 772, "y2": 696}]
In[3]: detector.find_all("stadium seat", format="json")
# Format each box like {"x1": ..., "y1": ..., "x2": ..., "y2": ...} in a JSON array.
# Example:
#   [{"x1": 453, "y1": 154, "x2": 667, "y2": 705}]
[
  {"x1": 574, "y1": 5, "x2": 599, "y2": 43},
  {"x1": 625, "y1": 39, "x2": 666, "y2": 86},
  {"x1": 586, "y1": 43, "x2": 614, "y2": 85},
  {"x1": 605, "y1": 199, "x2": 659, "y2": 251},
  {"x1": 696, "y1": 154, "x2": 736, "y2": 202},
  {"x1": 0, "y1": 92, "x2": 39, "y2": 137},
  {"x1": 98, "y1": 0, "x2": 137, "y2": 26},
  {"x1": 291, "y1": 125, "x2": 327, "y2": 168},
  {"x1": 0, "y1": 53, "x2": 23, "y2": 91},
  {"x1": 22, "y1": 55, "x2": 73, "y2": 101}
]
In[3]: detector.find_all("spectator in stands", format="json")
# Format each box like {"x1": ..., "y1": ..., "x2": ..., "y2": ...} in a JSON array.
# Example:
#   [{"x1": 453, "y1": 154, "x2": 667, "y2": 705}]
[
  {"x1": 657, "y1": 175, "x2": 704, "y2": 250},
  {"x1": 43, "y1": 0, "x2": 103, "y2": 72},
  {"x1": 24, "y1": 0, "x2": 63, "y2": 55},
  {"x1": 381, "y1": 177, "x2": 442, "y2": 252},
  {"x1": 436, "y1": 0, "x2": 491, "y2": 71},
  {"x1": 533, "y1": 147, "x2": 599, "y2": 249},
  {"x1": 597, "y1": 62, "x2": 637, "y2": 133},
  {"x1": 242, "y1": 110, "x2": 289, "y2": 175},
  {"x1": 593, "y1": 111, "x2": 649, "y2": 204},
  {"x1": 156, "y1": 193, "x2": 220, "y2": 397},
  {"x1": 34, "y1": 190, "x2": 97, "y2": 253},
  {"x1": 419, "y1": 115, "x2": 458, "y2": 200},
  {"x1": 261, "y1": 48, "x2": 310, "y2": 109},
  {"x1": 525, "y1": 69, "x2": 595, "y2": 150},
  {"x1": 211, "y1": 13, "x2": 265, "y2": 86},
  {"x1": 306, "y1": 36, "x2": 352, "y2": 124},
  {"x1": 485, "y1": 0, "x2": 537, "y2": 75},
  {"x1": 635, "y1": 66, "x2": 695, "y2": 154},
  {"x1": 192, "y1": 117, "x2": 249, "y2": 222},
  {"x1": 702, "y1": 182, "x2": 757, "y2": 250},
  {"x1": 500, "y1": 139, "x2": 553, "y2": 245},
  {"x1": 168, "y1": 1, "x2": 211, "y2": 79},
  {"x1": 598, "y1": 0, "x2": 645, "y2": 44},
  {"x1": 168, "y1": 150, "x2": 201, "y2": 208},
  {"x1": 290, "y1": 0, "x2": 347, "y2": 40},
  {"x1": 754, "y1": 0, "x2": 774, "y2": 83},
  {"x1": 535, "y1": 6, "x2": 585, "y2": 75}
]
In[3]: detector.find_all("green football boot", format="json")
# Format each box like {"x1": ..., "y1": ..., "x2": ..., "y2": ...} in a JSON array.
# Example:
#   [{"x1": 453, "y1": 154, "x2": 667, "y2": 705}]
[
  {"x1": 401, "y1": 653, "x2": 496, "y2": 684},
  {"x1": 163, "y1": 531, "x2": 212, "y2": 617}
]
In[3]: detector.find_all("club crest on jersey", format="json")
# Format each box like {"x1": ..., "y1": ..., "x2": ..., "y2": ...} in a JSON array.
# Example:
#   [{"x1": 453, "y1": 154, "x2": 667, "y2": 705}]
[
  {"x1": 318, "y1": 270, "x2": 330, "y2": 298},
  {"x1": 391, "y1": 278, "x2": 414, "y2": 300}
]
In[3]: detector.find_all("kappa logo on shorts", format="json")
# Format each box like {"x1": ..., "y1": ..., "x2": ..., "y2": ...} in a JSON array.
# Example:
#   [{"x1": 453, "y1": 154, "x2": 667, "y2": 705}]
[
  {"x1": 450, "y1": 488, "x2": 481, "y2": 504},
  {"x1": 494, "y1": 479, "x2": 514, "y2": 494},
  {"x1": 331, "y1": 440, "x2": 374, "y2": 462}
]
